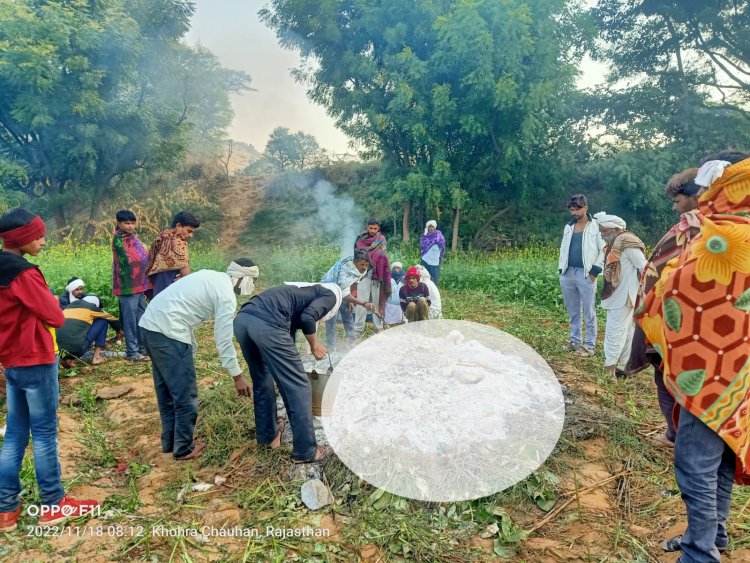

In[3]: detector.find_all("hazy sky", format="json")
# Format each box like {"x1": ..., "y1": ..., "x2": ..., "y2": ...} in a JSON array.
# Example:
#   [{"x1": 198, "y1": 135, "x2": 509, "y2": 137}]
[{"x1": 187, "y1": 1, "x2": 607, "y2": 155}]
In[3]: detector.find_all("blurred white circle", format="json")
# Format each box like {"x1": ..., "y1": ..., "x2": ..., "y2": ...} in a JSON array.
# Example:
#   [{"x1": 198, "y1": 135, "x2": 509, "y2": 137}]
[{"x1": 321, "y1": 319, "x2": 565, "y2": 502}]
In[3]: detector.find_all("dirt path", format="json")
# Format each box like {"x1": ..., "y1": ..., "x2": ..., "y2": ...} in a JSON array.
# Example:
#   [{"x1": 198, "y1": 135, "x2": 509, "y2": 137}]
[{"x1": 218, "y1": 175, "x2": 266, "y2": 250}]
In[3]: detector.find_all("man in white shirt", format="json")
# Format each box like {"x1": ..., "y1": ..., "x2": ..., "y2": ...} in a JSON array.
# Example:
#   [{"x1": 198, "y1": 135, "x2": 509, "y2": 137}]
[
  {"x1": 139, "y1": 259, "x2": 258, "y2": 460},
  {"x1": 594, "y1": 213, "x2": 647, "y2": 379}
]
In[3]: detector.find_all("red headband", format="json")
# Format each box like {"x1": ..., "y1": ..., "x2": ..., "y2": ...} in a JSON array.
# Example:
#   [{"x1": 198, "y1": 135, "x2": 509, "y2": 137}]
[{"x1": 0, "y1": 216, "x2": 46, "y2": 249}]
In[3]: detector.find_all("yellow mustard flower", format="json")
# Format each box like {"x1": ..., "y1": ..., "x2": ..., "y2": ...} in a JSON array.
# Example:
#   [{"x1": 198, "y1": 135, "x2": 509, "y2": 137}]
[{"x1": 692, "y1": 218, "x2": 750, "y2": 286}]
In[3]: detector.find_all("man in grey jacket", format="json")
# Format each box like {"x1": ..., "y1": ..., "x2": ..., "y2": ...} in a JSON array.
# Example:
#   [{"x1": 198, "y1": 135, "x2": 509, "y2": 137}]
[{"x1": 558, "y1": 194, "x2": 606, "y2": 356}]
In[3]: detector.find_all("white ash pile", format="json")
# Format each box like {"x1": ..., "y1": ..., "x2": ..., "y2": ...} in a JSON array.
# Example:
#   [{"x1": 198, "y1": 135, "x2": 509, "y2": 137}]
[{"x1": 321, "y1": 319, "x2": 565, "y2": 502}]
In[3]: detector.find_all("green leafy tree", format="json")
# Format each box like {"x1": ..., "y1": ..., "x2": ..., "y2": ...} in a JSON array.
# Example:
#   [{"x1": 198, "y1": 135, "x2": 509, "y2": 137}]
[
  {"x1": 264, "y1": 127, "x2": 329, "y2": 171},
  {"x1": 0, "y1": 0, "x2": 250, "y2": 233}
]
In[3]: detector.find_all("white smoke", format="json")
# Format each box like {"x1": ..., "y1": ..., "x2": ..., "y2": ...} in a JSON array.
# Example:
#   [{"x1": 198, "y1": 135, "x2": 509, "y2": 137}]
[{"x1": 313, "y1": 179, "x2": 363, "y2": 257}]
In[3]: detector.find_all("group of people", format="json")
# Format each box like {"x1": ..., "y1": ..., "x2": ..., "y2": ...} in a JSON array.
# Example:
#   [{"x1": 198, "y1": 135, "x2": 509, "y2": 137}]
[
  {"x1": 321, "y1": 218, "x2": 445, "y2": 349},
  {"x1": 559, "y1": 150, "x2": 750, "y2": 563}
]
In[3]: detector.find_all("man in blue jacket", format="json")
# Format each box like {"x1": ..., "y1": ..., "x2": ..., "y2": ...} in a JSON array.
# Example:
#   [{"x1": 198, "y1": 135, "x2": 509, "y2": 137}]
[{"x1": 558, "y1": 194, "x2": 606, "y2": 357}]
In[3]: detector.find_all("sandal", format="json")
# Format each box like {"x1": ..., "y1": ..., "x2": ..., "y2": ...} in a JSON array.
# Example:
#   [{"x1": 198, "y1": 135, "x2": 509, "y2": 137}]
[
  {"x1": 174, "y1": 442, "x2": 205, "y2": 461},
  {"x1": 573, "y1": 347, "x2": 594, "y2": 357},
  {"x1": 661, "y1": 535, "x2": 727, "y2": 554},
  {"x1": 291, "y1": 445, "x2": 334, "y2": 464},
  {"x1": 125, "y1": 354, "x2": 150, "y2": 362},
  {"x1": 269, "y1": 420, "x2": 286, "y2": 449}
]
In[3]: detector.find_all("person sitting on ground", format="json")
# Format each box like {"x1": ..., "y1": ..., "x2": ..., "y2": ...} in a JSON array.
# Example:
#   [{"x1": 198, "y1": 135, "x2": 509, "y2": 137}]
[
  {"x1": 595, "y1": 212, "x2": 647, "y2": 380},
  {"x1": 642, "y1": 150, "x2": 750, "y2": 561},
  {"x1": 320, "y1": 249, "x2": 376, "y2": 349},
  {"x1": 400, "y1": 267, "x2": 431, "y2": 323},
  {"x1": 146, "y1": 210, "x2": 200, "y2": 297},
  {"x1": 58, "y1": 296, "x2": 121, "y2": 368},
  {"x1": 0, "y1": 208, "x2": 99, "y2": 532},
  {"x1": 416, "y1": 265, "x2": 442, "y2": 319},
  {"x1": 58, "y1": 277, "x2": 88, "y2": 309},
  {"x1": 420, "y1": 220, "x2": 446, "y2": 285},
  {"x1": 234, "y1": 282, "x2": 342, "y2": 463},
  {"x1": 629, "y1": 169, "x2": 703, "y2": 449},
  {"x1": 384, "y1": 262, "x2": 405, "y2": 325},
  {"x1": 138, "y1": 260, "x2": 256, "y2": 461}
]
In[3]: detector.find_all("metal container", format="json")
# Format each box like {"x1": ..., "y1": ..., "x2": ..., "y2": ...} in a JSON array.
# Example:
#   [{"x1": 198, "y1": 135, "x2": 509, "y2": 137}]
[{"x1": 307, "y1": 369, "x2": 331, "y2": 416}]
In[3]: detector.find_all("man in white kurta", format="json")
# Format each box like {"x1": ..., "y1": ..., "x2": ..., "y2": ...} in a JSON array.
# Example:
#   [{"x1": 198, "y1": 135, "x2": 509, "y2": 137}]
[{"x1": 594, "y1": 213, "x2": 647, "y2": 378}]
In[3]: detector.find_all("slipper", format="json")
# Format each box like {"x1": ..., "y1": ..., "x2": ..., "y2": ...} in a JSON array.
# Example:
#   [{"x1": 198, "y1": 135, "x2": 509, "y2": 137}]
[
  {"x1": 269, "y1": 420, "x2": 286, "y2": 449},
  {"x1": 291, "y1": 445, "x2": 333, "y2": 464},
  {"x1": 650, "y1": 433, "x2": 675, "y2": 449},
  {"x1": 125, "y1": 354, "x2": 150, "y2": 363},
  {"x1": 661, "y1": 535, "x2": 727, "y2": 554},
  {"x1": 174, "y1": 442, "x2": 205, "y2": 461}
]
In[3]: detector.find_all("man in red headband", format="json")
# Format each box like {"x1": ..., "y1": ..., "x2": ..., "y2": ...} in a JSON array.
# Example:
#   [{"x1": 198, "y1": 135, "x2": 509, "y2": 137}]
[{"x1": 0, "y1": 208, "x2": 99, "y2": 532}]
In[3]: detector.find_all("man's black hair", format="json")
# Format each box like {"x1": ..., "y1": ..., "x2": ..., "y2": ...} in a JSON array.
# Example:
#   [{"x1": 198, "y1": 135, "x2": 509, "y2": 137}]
[
  {"x1": 0, "y1": 208, "x2": 36, "y2": 233},
  {"x1": 171, "y1": 211, "x2": 200, "y2": 229},
  {"x1": 700, "y1": 150, "x2": 750, "y2": 165},
  {"x1": 567, "y1": 194, "x2": 587, "y2": 209},
  {"x1": 116, "y1": 209, "x2": 137, "y2": 222},
  {"x1": 233, "y1": 257, "x2": 256, "y2": 267},
  {"x1": 67, "y1": 276, "x2": 82, "y2": 284},
  {"x1": 353, "y1": 249, "x2": 370, "y2": 262},
  {"x1": 366, "y1": 217, "x2": 380, "y2": 226}
]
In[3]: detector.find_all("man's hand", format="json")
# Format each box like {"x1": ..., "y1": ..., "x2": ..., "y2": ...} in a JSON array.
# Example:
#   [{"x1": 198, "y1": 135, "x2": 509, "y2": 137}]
[
  {"x1": 311, "y1": 342, "x2": 328, "y2": 360},
  {"x1": 589, "y1": 274, "x2": 596, "y2": 282},
  {"x1": 234, "y1": 375, "x2": 252, "y2": 397},
  {"x1": 364, "y1": 302, "x2": 377, "y2": 313}
]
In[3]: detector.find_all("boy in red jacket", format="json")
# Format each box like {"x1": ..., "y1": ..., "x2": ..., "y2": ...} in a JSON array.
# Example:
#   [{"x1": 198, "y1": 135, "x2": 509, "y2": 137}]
[{"x1": 0, "y1": 208, "x2": 99, "y2": 532}]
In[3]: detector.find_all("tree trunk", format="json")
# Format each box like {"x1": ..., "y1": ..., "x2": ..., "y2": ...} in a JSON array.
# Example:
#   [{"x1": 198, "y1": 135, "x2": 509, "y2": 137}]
[
  {"x1": 451, "y1": 207, "x2": 461, "y2": 252},
  {"x1": 472, "y1": 206, "x2": 511, "y2": 246},
  {"x1": 402, "y1": 200, "x2": 411, "y2": 243},
  {"x1": 52, "y1": 204, "x2": 67, "y2": 231},
  {"x1": 84, "y1": 178, "x2": 112, "y2": 239}
]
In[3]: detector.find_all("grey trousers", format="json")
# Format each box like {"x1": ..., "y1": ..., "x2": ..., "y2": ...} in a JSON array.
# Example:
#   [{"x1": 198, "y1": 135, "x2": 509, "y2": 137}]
[
  {"x1": 233, "y1": 313, "x2": 317, "y2": 461},
  {"x1": 560, "y1": 267, "x2": 598, "y2": 350}
]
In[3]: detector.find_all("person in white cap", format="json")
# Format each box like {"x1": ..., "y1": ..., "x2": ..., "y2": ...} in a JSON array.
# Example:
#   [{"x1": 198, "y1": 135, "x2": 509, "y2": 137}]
[
  {"x1": 138, "y1": 258, "x2": 258, "y2": 461},
  {"x1": 58, "y1": 277, "x2": 87, "y2": 309},
  {"x1": 233, "y1": 282, "x2": 342, "y2": 463},
  {"x1": 594, "y1": 212, "x2": 647, "y2": 379}
]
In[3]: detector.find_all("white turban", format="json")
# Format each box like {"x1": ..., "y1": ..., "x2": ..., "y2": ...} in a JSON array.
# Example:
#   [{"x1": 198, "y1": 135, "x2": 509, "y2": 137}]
[
  {"x1": 66, "y1": 278, "x2": 84, "y2": 303},
  {"x1": 392, "y1": 261, "x2": 403, "y2": 271},
  {"x1": 424, "y1": 220, "x2": 438, "y2": 235},
  {"x1": 284, "y1": 282, "x2": 343, "y2": 322},
  {"x1": 226, "y1": 262, "x2": 259, "y2": 296},
  {"x1": 593, "y1": 212, "x2": 626, "y2": 230},
  {"x1": 695, "y1": 160, "x2": 732, "y2": 188},
  {"x1": 416, "y1": 264, "x2": 431, "y2": 281},
  {"x1": 82, "y1": 295, "x2": 100, "y2": 308}
]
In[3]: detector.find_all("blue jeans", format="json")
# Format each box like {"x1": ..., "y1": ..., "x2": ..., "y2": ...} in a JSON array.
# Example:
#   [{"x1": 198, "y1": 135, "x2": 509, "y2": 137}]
[
  {"x1": 0, "y1": 363, "x2": 64, "y2": 511},
  {"x1": 420, "y1": 261, "x2": 440, "y2": 286},
  {"x1": 559, "y1": 267, "x2": 597, "y2": 350},
  {"x1": 141, "y1": 329, "x2": 198, "y2": 458},
  {"x1": 325, "y1": 307, "x2": 356, "y2": 349},
  {"x1": 119, "y1": 293, "x2": 147, "y2": 357},
  {"x1": 150, "y1": 271, "x2": 179, "y2": 298},
  {"x1": 674, "y1": 409, "x2": 734, "y2": 562}
]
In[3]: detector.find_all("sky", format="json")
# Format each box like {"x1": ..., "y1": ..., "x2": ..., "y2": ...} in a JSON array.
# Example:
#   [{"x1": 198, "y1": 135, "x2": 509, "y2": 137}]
[{"x1": 187, "y1": 1, "x2": 607, "y2": 155}]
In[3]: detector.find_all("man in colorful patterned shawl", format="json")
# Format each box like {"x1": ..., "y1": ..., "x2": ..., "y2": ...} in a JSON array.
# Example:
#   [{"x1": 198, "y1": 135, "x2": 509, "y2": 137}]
[
  {"x1": 353, "y1": 218, "x2": 391, "y2": 333},
  {"x1": 146, "y1": 211, "x2": 200, "y2": 297},
  {"x1": 641, "y1": 151, "x2": 750, "y2": 562},
  {"x1": 629, "y1": 169, "x2": 703, "y2": 448}
]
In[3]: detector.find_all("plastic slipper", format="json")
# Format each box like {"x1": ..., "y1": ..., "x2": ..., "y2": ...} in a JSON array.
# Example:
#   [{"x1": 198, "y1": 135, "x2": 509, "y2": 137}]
[{"x1": 291, "y1": 445, "x2": 333, "y2": 464}]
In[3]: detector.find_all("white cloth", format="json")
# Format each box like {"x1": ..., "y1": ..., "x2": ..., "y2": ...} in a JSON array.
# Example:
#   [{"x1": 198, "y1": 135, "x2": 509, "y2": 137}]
[
  {"x1": 423, "y1": 220, "x2": 437, "y2": 236},
  {"x1": 593, "y1": 212, "x2": 626, "y2": 230},
  {"x1": 321, "y1": 257, "x2": 368, "y2": 298},
  {"x1": 139, "y1": 270, "x2": 242, "y2": 377},
  {"x1": 226, "y1": 262, "x2": 259, "y2": 296},
  {"x1": 384, "y1": 278, "x2": 404, "y2": 324},
  {"x1": 66, "y1": 278, "x2": 84, "y2": 303},
  {"x1": 417, "y1": 265, "x2": 442, "y2": 319},
  {"x1": 558, "y1": 218, "x2": 606, "y2": 276},
  {"x1": 604, "y1": 305, "x2": 636, "y2": 369},
  {"x1": 82, "y1": 295, "x2": 100, "y2": 307},
  {"x1": 421, "y1": 243, "x2": 441, "y2": 266},
  {"x1": 353, "y1": 271, "x2": 383, "y2": 331},
  {"x1": 284, "y1": 282, "x2": 343, "y2": 322},
  {"x1": 695, "y1": 160, "x2": 732, "y2": 188},
  {"x1": 600, "y1": 247, "x2": 648, "y2": 310},
  {"x1": 391, "y1": 261, "x2": 403, "y2": 271}
]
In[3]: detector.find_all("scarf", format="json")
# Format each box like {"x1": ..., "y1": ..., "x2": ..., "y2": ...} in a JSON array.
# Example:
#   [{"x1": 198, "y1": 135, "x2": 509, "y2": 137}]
[
  {"x1": 226, "y1": 262, "x2": 259, "y2": 296},
  {"x1": 355, "y1": 231, "x2": 391, "y2": 284},
  {"x1": 0, "y1": 215, "x2": 45, "y2": 249},
  {"x1": 601, "y1": 232, "x2": 646, "y2": 300},
  {"x1": 146, "y1": 229, "x2": 189, "y2": 277},
  {"x1": 321, "y1": 256, "x2": 368, "y2": 297},
  {"x1": 420, "y1": 228, "x2": 446, "y2": 260},
  {"x1": 391, "y1": 262, "x2": 404, "y2": 284},
  {"x1": 640, "y1": 157, "x2": 750, "y2": 479},
  {"x1": 112, "y1": 228, "x2": 151, "y2": 295},
  {"x1": 0, "y1": 251, "x2": 35, "y2": 287}
]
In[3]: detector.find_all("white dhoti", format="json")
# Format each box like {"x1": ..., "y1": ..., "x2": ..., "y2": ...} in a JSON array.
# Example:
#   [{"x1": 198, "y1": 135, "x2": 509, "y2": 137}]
[
  {"x1": 603, "y1": 305, "x2": 636, "y2": 370},
  {"x1": 353, "y1": 275, "x2": 383, "y2": 331}
]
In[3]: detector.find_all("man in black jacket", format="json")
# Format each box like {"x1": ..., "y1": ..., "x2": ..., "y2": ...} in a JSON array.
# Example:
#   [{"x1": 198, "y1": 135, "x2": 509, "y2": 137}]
[{"x1": 234, "y1": 283, "x2": 341, "y2": 463}]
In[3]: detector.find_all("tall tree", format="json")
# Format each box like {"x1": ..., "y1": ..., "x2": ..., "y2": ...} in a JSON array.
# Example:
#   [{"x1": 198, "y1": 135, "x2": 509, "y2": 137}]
[
  {"x1": 0, "y1": 0, "x2": 250, "y2": 232},
  {"x1": 261, "y1": 0, "x2": 586, "y2": 247},
  {"x1": 264, "y1": 127, "x2": 328, "y2": 171}
]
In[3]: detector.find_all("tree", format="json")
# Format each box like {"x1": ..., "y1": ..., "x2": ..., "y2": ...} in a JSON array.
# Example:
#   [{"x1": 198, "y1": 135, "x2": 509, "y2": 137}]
[
  {"x1": 261, "y1": 0, "x2": 587, "y2": 247},
  {"x1": 0, "y1": 0, "x2": 251, "y2": 232},
  {"x1": 264, "y1": 127, "x2": 329, "y2": 171}
]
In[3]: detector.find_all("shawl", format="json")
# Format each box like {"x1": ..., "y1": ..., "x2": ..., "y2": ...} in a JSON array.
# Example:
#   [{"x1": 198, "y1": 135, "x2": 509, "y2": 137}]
[
  {"x1": 354, "y1": 231, "x2": 391, "y2": 316},
  {"x1": 640, "y1": 157, "x2": 750, "y2": 479},
  {"x1": 420, "y1": 229, "x2": 446, "y2": 260},
  {"x1": 112, "y1": 229, "x2": 151, "y2": 295},
  {"x1": 146, "y1": 229, "x2": 189, "y2": 277},
  {"x1": 321, "y1": 256, "x2": 368, "y2": 298},
  {"x1": 601, "y1": 232, "x2": 646, "y2": 300}
]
